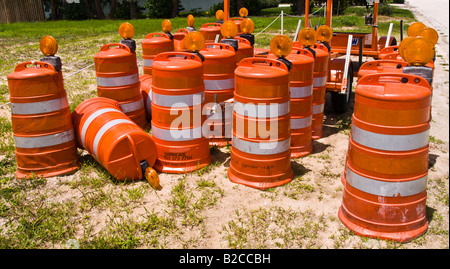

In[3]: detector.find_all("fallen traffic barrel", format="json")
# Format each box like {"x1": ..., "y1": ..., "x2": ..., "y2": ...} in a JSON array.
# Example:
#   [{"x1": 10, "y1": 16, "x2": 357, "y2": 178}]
[
  {"x1": 228, "y1": 57, "x2": 293, "y2": 190},
  {"x1": 200, "y1": 43, "x2": 236, "y2": 146},
  {"x1": 140, "y1": 74, "x2": 153, "y2": 121},
  {"x1": 150, "y1": 52, "x2": 212, "y2": 173},
  {"x1": 7, "y1": 60, "x2": 79, "y2": 179},
  {"x1": 72, "y1": 97, "x2": 157, "y2": 181},
  {"x1": 94, "y1": 43, "x2": 147, "y2": 129},
  {"x1": 141, "y1": 33, "x2": 174, "y2": 75},
  {"x1": 339, "y1": 73, "x2": 431, "y2": 243},
  {"x1": 200, "y1": 23, "x2": 222, "y2": 43}
]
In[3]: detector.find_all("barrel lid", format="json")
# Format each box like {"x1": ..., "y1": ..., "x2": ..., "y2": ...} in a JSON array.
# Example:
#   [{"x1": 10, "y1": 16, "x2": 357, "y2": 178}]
[
  {"x1": 7, "y1": 61, "x2": 57, "y2": 80},
  {"x1": 151, "y1": 52, "x2": 203, "y2": 72},
  {"x1": 142, "y1": 33, "x2": 172, "y2": 45},
  {"x1": 235, "y1": 57, "x2": 289, "y2": 79},
  {"x1": 201, "y1": 43, "x2": 235, "y2": 60},
  {"x1": 356, "y1": 73, "x2": 431, "y2": 101},
  {"x1": 94, "y1": 43, "x2": 132, "y2": 60}
]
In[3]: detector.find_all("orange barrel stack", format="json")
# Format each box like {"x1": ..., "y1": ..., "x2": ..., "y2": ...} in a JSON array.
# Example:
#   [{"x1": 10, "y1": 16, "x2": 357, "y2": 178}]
[
  {"x1": 357, "y1": 59, "x2": 408, "y2": 80},
  {"x1": 140, "y1": 74, "x2": 153, "y2": 121},
  {"x1": 94, "y1": 43, "x2": 147, "y2": 129},
  {"x1": 309, "y1": 43, "x2": 330, "y2": 139},
  {"x1": 234, "y1": 37, "x2": 254, "y2": 65},
  {"x1": 150, "y1": 52, "x2": 212, "y2": 173},
  {"x1": 228, "y1": 58, "x2": 293, "y2": 190},
  {"x1": 200, "y1": 23, "x2": 222, "y2": 43},
  {"x1": 72, "y1": 97, "x2": 157, "y2": 181},
  {"x1": 339, "y1": 73, "x2": 432, "y2": 243},
  {"x1": 141, "y1": 33, "x2": 174, "y2": 75},
  {"x1": 200, "y1": 43, "x2": 236, "y2": 146},
  {"x1": 7, "y1": 61, "x2": 79, "y2": 179}
]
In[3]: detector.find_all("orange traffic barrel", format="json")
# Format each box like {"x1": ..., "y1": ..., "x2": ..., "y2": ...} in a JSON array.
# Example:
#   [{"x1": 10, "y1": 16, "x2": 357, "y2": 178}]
[
  {"x1": 275, "y1": 48, "x2": 315, "y2": 158},
  {"x1": 200, "y1": 23, "x2": 222, "y2": 43},
  {"x1": 7, "y1": 61, "x2": 79, "y2": 178},
  {"x1": 378, "y1": 45, "x2": 399, "y2": 59},
  {"x1": 72, "y1": 97, "x2": 157, "y2": 181},
  {"x1": 173, "y1": 29, "x2": 188, "y2": 52},
  {"x1": 200, "y1": 43, "x2": 236, "y2": 146},
  {"x1": 230, "y1": 17, "x2": 243, "y2": 35},
  {"x1": 234, "y1": 36, "x2": 254, "y2": 65},
  {"x1": 339, "y1": 73, "x2": 431, "y2": 242},
  {"x1": 140, "y1": 74, "x2": 153, "y2": 121},
  {"x1": 228, "y1": 57, "x2": 293, "y2": 190},
  {"x1": 94, "y1": 43, "x2": 147, "y2": 129},
  {"x1": 141, "y1": 33, "x2": 174, "y2": 75},
  {"x1": 357, "y1": 59, "x2": 408, "y2": 79},
  {"x1": 150, "y1": 52, "x2": 212, "y2": 173},
  {"x1": 310, "y1": 43, "x2": 330, "y2": 140}
]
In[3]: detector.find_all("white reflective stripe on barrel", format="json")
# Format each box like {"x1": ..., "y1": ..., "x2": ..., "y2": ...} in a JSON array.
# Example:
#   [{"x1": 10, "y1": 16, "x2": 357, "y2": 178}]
[
  {"x1": 233, "y1": 101, "x2": 290, "y2": 118},
  {"x1": 312, "y1": 103, "x2": 324, "y2": 114},
  {"x1": 151, "y1": 124, "x2": 202, "y2": 141},
  {"x1": 232, "y1": 135, "x2": 290, "y2": 155},
  {"x1": 143, "y1": 59, "x2": 153, "y2": 67},
  {"x1": 92, "y1": 119, "x2": 134, "y2": 159},
  {"x1": 346, "y1": 167, "x2": 427, "y2": 197},
  {"x1": 291, "y1": 116, "x2": 312, "y2": 130},
  {"x1": 97, "y1": 73, "x2": 139, "y2": 87},
  {"x1": 290, "y1": 85, "x2": 313, "y2": 98},
  {"x1": 151, "y1": 92, "x2": 204, "y2": 107},
  {"x1": 14, "y1": 129, "x2": 74, "y2": 149},
  {"x1": 204, "y1": 78, "x2": 235, "y2": 91},
  {"x1": 351, "y1": 125, "x2": 429, "y2": 152},
  {"x1": 11, "y1": 97, "x2": 69, "y2": 115},
  {"x1": 120, "y1": 97, "x2": 144, "y2": 113},
  {"x1": 80, "y1": 108, "x2": 121, "y2": 149},
  {"x1": 313, "y1": 76, "x2": 327, "y2": 87}
]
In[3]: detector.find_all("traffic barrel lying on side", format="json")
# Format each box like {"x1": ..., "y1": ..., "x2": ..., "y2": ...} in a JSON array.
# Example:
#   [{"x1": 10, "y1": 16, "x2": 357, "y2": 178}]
[
  {"x1": 140, "y1": 74, "x2": 153, "y2": 121},
  {"x1": 339, "y1": 73, "x2": 431, "y2": 243},
  {"x1": 150, "y1": 52, "x2": 212, "y2": 173},
  {"x1": 200, "y1": 43, "x2": 236, "y2": 146},
  {"x1": 72, "y1": 97, "x2": 157, "y2": 181},
  {"x1": 310, "y1": 43, "x2": 330, "y2": 140},
  {"x1": 228, "y1": 57, "x2": 293, "y2": 190},
  {"x1": 141, "y1": 33, "x2": 174, "y2": 75},
  {"x1": 200, "y1": 23, "x2": 222, "y2": 43},
  {"x1": 357, "y1": 59, "x2": 409, "y2": 80},
  {"x1": 94, "y1": 43, "x2": 147, "y2": 129},
  {"x1": 7, "y1": 61, "x2": 79, "y2": 178}
]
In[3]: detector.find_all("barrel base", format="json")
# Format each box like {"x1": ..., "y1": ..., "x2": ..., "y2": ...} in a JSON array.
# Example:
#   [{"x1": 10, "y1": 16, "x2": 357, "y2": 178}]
[
  {"x1": 228, "y1": 164, "x2": 294, "y2": 190},
  {"x1": 311, "y1": 130, "x2": 323, "y2": 140},
  {"x1": 154, "y1": 155, "x2": 212, "y2": 174},
  {"x1": 290, "y1": 144, "x2": 313, "y2": 158},
  {"x1": 338, "y1": 205, "x2": 428, "y2": 243},
  {"x1": 15, "y1": 163, "x2": 79, "y2": 179}
]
